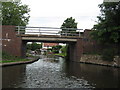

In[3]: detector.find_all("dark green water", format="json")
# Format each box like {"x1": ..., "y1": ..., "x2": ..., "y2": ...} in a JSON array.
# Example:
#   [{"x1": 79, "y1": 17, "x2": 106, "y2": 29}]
[{"x1": 2, "y1": 55, "x2": 120, "y2": 88}]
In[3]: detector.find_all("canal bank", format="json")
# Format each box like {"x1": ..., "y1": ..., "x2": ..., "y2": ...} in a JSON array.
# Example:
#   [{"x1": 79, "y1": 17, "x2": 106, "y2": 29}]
[
  {"x1": 54, "y1": 53, "x2": 120, "y2": 68},
  {"x1": 1, "y1": 57, "x2": 39, "y2": 67},
  {"x1": 2, "y1": 55, "x2": 120, "y2": 88},
  {"x1": 79, "y1": 55, "x2": 120, "y2": 68},
  {"x1": 1, "y1": 53, "x2": 120, "y2": 68}
]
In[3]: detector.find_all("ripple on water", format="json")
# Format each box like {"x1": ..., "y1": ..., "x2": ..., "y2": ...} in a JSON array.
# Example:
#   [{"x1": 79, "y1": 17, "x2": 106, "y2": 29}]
[{"x1": 15, "y1": 58, "x2": 94, "y2": 88}]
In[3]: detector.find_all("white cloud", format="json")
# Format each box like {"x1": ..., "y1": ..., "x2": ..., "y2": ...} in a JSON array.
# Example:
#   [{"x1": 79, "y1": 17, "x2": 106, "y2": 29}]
[
  {"x1": 28, "y1": 16, "x2": 98, "y2": 29},
  {"x1": 22, "y1": 0, "x2": 103, "y2": 29}
]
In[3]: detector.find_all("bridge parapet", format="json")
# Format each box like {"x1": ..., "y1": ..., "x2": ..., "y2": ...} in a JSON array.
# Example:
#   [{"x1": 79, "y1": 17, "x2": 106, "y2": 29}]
[{"x1": 16, "y1": 26, "x2": 83, "y2": 37}]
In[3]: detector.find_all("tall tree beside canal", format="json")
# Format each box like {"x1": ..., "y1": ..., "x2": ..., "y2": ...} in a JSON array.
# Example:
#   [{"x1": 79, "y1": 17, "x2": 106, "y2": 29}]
[
  {"x1": 91, "y1": 2, "x2": 120, "y2": 61},
  {"x1": 61, "y1": 17, "x2": 77, "y2": 36},
  {"x1": 91, "y1": 2, "x2": 120, "y2": 44},
  {"x1": 2, "y1": 2, "x2": 30, "y2": 26}
]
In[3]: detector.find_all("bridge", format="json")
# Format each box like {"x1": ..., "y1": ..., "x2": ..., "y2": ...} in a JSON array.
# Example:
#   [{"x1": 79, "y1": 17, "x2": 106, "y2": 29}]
[
  {"x1": 16, "y1": 26, "x2": 83, "y2": 43},
  {"x1": 2, "y1": 25, "x2": 85, "y2": 62}
]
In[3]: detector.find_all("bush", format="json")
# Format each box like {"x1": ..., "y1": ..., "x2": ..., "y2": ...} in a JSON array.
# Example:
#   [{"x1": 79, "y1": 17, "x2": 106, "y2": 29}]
[
  {"x1": 61, "y1": 46, "x2": 67, "y2": 54},
  {"x1": 27, "y1": 43, "x2": 42, "y2": 51},
  {"x1": 2, "y1": 52, "x2": 13, "y2": 59},
  {"x1": 52, "y1": 45, "x2": 62, "y2": 53},
  {"x1": 2, "y1": 52, "x2": 21, "y2": 60},
  {"x1": 101, "y1": 48, "x2": 115, "y2": 61}
]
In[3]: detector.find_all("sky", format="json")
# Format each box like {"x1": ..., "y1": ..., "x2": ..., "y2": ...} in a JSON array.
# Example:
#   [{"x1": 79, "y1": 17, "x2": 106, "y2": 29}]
[{"x1": 21, "y1": 0, "x2": 103, "y2": 29}]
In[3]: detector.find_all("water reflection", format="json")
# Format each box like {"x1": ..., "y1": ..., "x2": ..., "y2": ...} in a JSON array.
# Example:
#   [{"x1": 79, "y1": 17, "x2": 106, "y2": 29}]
[
  {"x1": 2, "y1": 65, "x2": 26, "y2": 88},
  {"x1": 64, "y1": 62, "x2": 120, "y2": 88},
  {"x1": 2, "y1": 55, "x2": 120, "y2": 88}
]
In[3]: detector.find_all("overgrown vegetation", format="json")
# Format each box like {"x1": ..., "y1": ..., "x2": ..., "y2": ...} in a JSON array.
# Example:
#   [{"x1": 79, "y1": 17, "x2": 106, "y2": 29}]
[
  {"x1": 61, "y1": 45, "x2": 67, "y2": 56},
  {"x1": 52, "y1": 45, "x2": 62, "y2": 53},
  {"x1": 52, "y1": 45, "x2": 67, "y2": 57},
  {"x1": 91, "y1": 2, "x2": 120, "y2": 44},
  {"x1": 101, "y1": 48, "x2": 116, "y2": 61},
  {"x1": 2, "y1": 1, "x2": 30, "y2": 26},
  {"x1": 1, "y1": 52, "x2": 29, "y2": 63},
  {"x1": 27, "y1": 42, "x2": 42, "y2": 51},
  {"x1": 61, "y1": 17, "x2": 78, "y2": 36},
  {"x1": 54, "y1": 53, "x2": 66, "y2": 57},
  {"x1": 54, "y1": 45, "x2": 67, "y2": 57},
  {"x1": 91, "y1": 2, "x2": 120, "y2": 61}
]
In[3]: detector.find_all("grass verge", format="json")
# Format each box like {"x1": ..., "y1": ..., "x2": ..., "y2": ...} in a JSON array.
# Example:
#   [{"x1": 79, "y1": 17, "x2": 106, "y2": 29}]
[
  {"x1": 54, "y1": 53, "x2": 66, "y2": 57},
  {"x1": 1, "y1": 52, "x2": 31, "y2": 63},
  {"x1": 0, "y1": 59, "x2": 30, "y2": 63}
]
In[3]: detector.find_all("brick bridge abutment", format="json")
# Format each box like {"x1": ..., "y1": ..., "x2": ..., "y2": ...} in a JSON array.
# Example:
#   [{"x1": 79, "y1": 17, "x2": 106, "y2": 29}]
[{"x1": 67, "y1": 39, "x2": 83, "y2": 62}]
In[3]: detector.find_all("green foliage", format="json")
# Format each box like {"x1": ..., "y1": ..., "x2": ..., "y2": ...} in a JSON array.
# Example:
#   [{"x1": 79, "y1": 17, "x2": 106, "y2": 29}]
[
  {"x1": 0, "y1": 51, "x2": 2, "y2": 59},
  {"x1": 27, "y1": 43, "x2": 42, "y2": 51},
  {"x1": 2, "y1": 2, "x2": 30, "y2": 26},
  {"x1": 61, "y1": 45, "x2": 68, "y2": 57},
  {"x1": 52, "y1": 45, "x2": 62, "y2": 53},
  {"x1": 91, "y1": 2, "x2": 120, "y2": 44},
  {"x1": 2, "y1": 52, "x2": 28, "y2": 61},
  {"x1": 61, "y1": 17, "x2": 77, "y2": 36},
  {"x1": 47, "y1": 48, "x2": 52, "y2": 51},
  {"x1": 61, "y1": 46, "x2": 67, "y2": 54},
  {"x1": 61, "y1": 17, "x2": 77, "y2": 29},
  {"x1": 2, "y1": 52, "x2": 11, "y2": 59},
  {"x1": 101, "y1": 48, "x2": 115, "y2": 61},
  {"x1": 54, "y1": 45, "x2": 67, "y2": 57},
  {"x1": 0, "y1": 59, "x2": 29, "y2": 63},
  {"x1": 54, "y1": 53, "x2": 66, "y2": 57}
]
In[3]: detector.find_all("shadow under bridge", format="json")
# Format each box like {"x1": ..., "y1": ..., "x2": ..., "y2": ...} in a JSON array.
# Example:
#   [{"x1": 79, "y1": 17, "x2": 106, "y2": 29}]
[{"x1": 16, "y1": 26, "x2": 83, "y2": 62}]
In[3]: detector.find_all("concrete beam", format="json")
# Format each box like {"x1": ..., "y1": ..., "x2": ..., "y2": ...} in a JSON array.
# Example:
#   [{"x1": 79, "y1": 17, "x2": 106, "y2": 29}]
[{"x1": 22, "y1": 37, "x2": 77, "y2": 43}]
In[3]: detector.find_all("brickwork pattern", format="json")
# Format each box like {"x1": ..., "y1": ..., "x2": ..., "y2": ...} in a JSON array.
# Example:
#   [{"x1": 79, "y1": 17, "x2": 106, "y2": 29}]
[{"x1": 2, "y1": 25, "x2": 23, "y2": 57}]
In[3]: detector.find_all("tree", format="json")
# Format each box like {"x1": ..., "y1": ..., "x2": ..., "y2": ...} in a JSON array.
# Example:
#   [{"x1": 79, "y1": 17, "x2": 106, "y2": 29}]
[
  {"x1": 52, "y1": 45, "x2": 62, "y2": 53},
  {"x1": 27, "y1": 42, "x2": 42, "y2": 51},
  {"x1": 91, "y1": 2, "x2": 120, "y2": 44},
  {"x1": 91, "y1": 2, "x2": 120, "y2": 60},
  {"x1": 2, "y1": 2, "x2": 30, "y2": 26},
  {"x1": 61, "y1": 17, "x2": 78, "y2": 36}
]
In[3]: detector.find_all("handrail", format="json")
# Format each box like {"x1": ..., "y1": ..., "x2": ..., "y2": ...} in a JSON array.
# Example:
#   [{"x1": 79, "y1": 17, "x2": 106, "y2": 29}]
[{"x1": 16, "y1": 26, "x2": 83, "y2": 37}]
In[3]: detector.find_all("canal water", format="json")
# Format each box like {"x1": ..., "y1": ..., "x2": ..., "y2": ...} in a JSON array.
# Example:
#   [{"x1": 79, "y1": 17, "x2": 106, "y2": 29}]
[{"x1": 2, "y1": 55, "x2": 120, "y2": 88}]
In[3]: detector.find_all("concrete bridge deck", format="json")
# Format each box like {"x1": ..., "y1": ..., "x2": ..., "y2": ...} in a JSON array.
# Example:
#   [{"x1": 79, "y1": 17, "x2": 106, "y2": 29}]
[{"x1": 18, "y1": 34, "x2": 82, "y2": 43}]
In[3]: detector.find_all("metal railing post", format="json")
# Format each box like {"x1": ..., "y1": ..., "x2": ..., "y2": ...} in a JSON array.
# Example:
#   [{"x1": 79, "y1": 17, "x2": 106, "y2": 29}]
[
  {"x1": 60, "y1": 29, "x2": 61, "y2": 37},
  {"x1": 38, "y1": 28, "x2": 41, "y2": 36},
  {"x1": 79, "y1": 30, "x2": 80, "y2": 37},
  {"x1": 16, "y1": 26, "x2": 83, "y2": 37},
  {"x1": 18, "y1": 26, "x2": 20, "y2": 35}
]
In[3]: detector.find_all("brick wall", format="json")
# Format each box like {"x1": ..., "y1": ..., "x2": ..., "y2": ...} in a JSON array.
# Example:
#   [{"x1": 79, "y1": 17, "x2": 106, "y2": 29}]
[
  {"x1": 82, "y1": 29, "x2": 120, "y2": 55},
  {"x1": 2, "y1": 25, "x2": 24, "y2": 57},
  {"x1": 67, "y1": 38, "x2": 83, "y2": 62}
]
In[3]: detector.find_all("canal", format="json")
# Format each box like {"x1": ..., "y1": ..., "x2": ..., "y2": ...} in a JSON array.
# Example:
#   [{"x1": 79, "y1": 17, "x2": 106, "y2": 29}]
[{"x1": 2, "y1": 55, "x2": 120, "y2": 88}]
